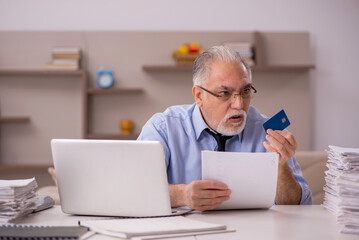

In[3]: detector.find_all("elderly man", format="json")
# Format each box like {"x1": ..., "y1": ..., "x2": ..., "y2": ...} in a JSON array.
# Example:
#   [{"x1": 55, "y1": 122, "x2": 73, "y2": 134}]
[{"x1": 138, "y1": 46, "x2": 312, "y2": 211}]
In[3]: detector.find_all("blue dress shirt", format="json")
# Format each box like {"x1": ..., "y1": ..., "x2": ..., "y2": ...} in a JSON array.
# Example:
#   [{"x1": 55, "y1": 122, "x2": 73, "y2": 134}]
[{"x1": 138, "y1": 103, "x2": 312, "y2": 205}]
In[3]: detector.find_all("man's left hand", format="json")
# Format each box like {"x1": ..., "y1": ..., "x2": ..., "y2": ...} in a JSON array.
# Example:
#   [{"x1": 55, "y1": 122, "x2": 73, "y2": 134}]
[
  {"x1": 263, "y1": 129, "x2": 298, "y2": 165},
  {"x1": 263, "y1": 129, "x2": 301, "y2": 204}
]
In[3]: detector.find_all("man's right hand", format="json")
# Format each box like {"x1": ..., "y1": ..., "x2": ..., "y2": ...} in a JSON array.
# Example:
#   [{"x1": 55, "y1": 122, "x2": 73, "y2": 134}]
[{"x1": 169, "y1": 180, "x2": 231, "y2": 211}]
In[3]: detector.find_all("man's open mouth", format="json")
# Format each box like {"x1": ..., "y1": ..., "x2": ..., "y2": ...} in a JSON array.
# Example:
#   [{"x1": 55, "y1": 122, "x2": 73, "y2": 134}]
[{"x1": 229, "y1": 115, "x2": 243, "y2": 123}]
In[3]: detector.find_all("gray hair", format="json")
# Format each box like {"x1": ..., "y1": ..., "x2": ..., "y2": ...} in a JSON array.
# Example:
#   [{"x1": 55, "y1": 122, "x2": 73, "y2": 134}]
[{"x1": 192, "y1": 45, "x2": 252, "y2": 86}]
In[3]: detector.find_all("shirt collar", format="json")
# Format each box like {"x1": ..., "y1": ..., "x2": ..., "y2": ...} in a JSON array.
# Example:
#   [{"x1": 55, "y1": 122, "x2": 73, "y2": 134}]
[
  {"x1": 192, "y1": 104, "x2": 210, "y2": 140},
  {"x1": 192, "y1": 103, "x2": 246, "y2": 143}
]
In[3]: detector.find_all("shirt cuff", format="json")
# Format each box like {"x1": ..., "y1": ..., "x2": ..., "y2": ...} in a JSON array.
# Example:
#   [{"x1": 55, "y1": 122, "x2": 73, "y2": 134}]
[{"x1": 298, "y1": 181, "x2": 312, "y2": 205}]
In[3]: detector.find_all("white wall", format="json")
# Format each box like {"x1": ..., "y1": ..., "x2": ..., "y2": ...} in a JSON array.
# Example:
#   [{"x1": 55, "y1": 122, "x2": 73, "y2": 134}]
[{"x1": 0, "y1": 0, "x2": 358, "y2": 151}]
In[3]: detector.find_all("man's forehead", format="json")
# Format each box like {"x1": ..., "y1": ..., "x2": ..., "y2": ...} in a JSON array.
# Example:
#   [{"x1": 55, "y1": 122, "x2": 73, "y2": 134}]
[
  {"x1": 208, "y1": 60, "x2": 250, "y2": 79},
  {"x1": 207, "y1": 64, "x2": 251, "y2": 88}
]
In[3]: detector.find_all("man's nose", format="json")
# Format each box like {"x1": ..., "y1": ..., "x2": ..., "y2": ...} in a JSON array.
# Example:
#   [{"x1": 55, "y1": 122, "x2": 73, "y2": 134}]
[{"x1": 230, "y1": 94, "x2": 244, "y2": 109}]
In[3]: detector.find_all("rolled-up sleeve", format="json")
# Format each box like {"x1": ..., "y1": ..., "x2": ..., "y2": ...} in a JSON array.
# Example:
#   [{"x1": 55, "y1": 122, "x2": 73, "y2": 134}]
[
  {"x1": 298, "y1": 180, "x2": 312, "y2": 205},
  {"x1": 288, "y1": 156, "x2": 312, "y2": 205}
]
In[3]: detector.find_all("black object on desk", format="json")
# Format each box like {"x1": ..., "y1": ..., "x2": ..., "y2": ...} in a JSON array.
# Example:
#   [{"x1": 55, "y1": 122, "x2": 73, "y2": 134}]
[
  {"x1": 33, "y1": 195, "x2": 55, "y2": 212},
  {"x1": 0, "y1": 225, "x2": 89, "y2": 240}
]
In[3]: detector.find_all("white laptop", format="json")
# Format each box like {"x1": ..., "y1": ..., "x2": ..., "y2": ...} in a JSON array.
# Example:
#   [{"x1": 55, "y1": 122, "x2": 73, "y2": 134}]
[{"x1": 51, "y1": 139, "x2": 190, "y2": 217}]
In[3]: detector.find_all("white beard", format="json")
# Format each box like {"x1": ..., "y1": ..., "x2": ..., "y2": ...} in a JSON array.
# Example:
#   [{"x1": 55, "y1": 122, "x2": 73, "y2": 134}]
[{"x1": 215, "y1": 110, "x2": 247, "y2": 136}]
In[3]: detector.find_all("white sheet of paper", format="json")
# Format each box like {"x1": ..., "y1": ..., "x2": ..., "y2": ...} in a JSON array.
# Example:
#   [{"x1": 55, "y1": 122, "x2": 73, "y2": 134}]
[
  {"x1": 201, "y1": 151, "x2": 279, "y2": 209},
  {"x1": 0, "y1": 178, "x2": 36, "y2": 189}
]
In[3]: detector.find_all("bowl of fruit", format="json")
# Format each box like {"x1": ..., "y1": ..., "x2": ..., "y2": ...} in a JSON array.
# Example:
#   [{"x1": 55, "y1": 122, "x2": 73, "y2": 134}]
[{"x1": 172, "y1": 42, "x2": 204, "y2": 66}]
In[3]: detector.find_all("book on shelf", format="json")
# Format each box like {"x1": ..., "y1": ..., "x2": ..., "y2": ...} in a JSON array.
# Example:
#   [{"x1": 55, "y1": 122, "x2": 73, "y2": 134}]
[
  {"x1": 52, "y1": 48, "x2": 81, "y2": 59},
  {"x1": 79, "y1": 216, "x2": 229, "y2": 238},
  {"x1": 52, "y1": 48, "x2": 81, "y2": 54},
  {"x1": 52, "y1": 54, "x2": 81, "y2": 60},
  {"x1": 223, "y1": 42, "x2": 255, "y2": 66},
  {"x1": 45, "y1": 64, "x2": 79, "y2": 70},
  {"x1": 47, "y1": 47, "x2": 82, "y2": 70},
  {"x1": 52, "y1": 59, "x2": 79, "y2": 65}
]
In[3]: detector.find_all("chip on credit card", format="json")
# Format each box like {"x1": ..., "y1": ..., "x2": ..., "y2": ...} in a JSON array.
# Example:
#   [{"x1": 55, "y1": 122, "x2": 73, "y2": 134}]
[{"x1": 263, "y1": 109, "x2": 290, "y2": 131}]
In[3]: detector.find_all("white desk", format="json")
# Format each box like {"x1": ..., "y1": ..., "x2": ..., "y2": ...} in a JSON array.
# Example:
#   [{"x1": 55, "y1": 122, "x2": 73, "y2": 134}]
[{"x1": 14, "y1": 205, "x2": 357, "y2": 240}]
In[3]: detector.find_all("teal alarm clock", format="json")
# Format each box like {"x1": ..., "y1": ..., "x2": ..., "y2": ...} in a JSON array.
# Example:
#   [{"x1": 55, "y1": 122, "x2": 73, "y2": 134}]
[{"x1": 97, "y1": 70, "x2": 114, "y2": 88}]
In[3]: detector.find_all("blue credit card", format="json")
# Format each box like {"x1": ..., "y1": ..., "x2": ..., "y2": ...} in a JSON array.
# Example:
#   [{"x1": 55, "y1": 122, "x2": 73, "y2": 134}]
[{"x1": 263, "y1": 109, "x2": 290, "y2": 131}]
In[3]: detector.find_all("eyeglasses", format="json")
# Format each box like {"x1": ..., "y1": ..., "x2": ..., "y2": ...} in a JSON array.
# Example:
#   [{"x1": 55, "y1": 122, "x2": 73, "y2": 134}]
[{"x1": 197, "y1": 85, "x2": 257, "y2": 102}]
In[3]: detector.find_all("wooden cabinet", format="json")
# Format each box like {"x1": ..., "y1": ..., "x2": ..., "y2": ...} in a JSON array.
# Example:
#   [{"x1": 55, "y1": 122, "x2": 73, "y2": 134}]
[
  {"x1": 0, "y1": 69, "x2": 143, "y2": 144},
  {"x1": 0, "y1": 31, "x2": 315, "y2": 166},
  {"x1": 85, "y1": 87, "x2": 144, "y2": 140}
]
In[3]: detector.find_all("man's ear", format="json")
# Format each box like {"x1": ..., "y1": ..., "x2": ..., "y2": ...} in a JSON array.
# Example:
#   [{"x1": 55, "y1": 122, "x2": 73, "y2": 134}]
[{"x1": 192, "y1": 85, "x2": 203, "y2": 107}]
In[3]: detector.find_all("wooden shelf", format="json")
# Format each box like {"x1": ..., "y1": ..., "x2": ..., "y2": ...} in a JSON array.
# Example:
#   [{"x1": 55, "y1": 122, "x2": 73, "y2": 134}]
[
  {"x1": 252, "y1": 65, "x2": 315, "y2": 72},
  {"x1": 0, "y1": 117, "x2": 30, "y2": 123},
  {"x1": 143, "y1": 65, "x2": 193, "y2": 72},
  {"x1": 86, "y1": 133, "x2": 138, "y2": 140},
  {"x1": 87, "y1": 88, "x2": 144, "y2": 94},
  {"x1": 142, "y1": 64, "x2": 315, "y2": 72},
  {"x1": 0, "y1": 69, "x2": 85, "y2": 76},
  {"x1": 0, "y1": 164, "x2": 51, "y2": 171}
]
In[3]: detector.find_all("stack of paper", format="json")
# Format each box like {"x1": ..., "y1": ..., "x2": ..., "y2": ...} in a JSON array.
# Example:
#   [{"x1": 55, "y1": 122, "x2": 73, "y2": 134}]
[
  {"x1": 323, "y1": 145, "x2": 359, "y2": 235},
  {"x1": 0, "y1": 178, "x2": 38, "y2": 223}
]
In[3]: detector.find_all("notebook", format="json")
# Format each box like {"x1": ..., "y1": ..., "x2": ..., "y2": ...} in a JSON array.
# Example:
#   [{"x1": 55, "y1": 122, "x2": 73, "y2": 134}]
[
  {"x1": 202, "y1": 151, "x2": 279, "y2": 209},
  {"x1": 0, "y1": 225, "x2": 89, "y2": 239},
  {"x1": 51, "y1": 139, "x2": 190, "y2": 217},
  {"x1": 79, "y1": 216, "x2": 230, "y2": 239}
]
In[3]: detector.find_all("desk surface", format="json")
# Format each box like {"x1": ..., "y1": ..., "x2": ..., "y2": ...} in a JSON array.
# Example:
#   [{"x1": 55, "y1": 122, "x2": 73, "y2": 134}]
[{"x1": 15, "y1": 205, "x2": 357, "y2": 240}]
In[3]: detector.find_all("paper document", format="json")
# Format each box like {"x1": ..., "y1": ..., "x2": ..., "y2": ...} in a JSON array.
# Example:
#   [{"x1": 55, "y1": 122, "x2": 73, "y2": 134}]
[
  {"x1": 0, "y1": 178, "x2": 38, "y2": 223},
  {"x1": 202, "y1": 151, "x2": 278, "y2": 209},
  {"x1": 79, "y1": 216, "x2": 226, "y2": 238}
]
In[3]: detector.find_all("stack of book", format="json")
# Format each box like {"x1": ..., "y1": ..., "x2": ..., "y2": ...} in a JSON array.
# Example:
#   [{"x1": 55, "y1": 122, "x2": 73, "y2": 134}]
[
  {"x1": 323, "y1": 145, "x2": 359, "y2": 235},
  {"x1": 0, "y1": 178, "x2": 38, "y2": 223},
  {"x1": 223, "y1": 42, "x2": 255, "y2": 66},
  {"x1": 46, "y1": 48, "x2": 81, "y2": 70}
]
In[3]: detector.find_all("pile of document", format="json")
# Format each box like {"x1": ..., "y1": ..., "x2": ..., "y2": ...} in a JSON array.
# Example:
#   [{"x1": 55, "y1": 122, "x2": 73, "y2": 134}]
[
  {"x1": 0, "y1": 178, "x2": 38, "y2": 223},
  {"x1": 323, "y1": 145, "x2": 359, "y2": 235}
]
